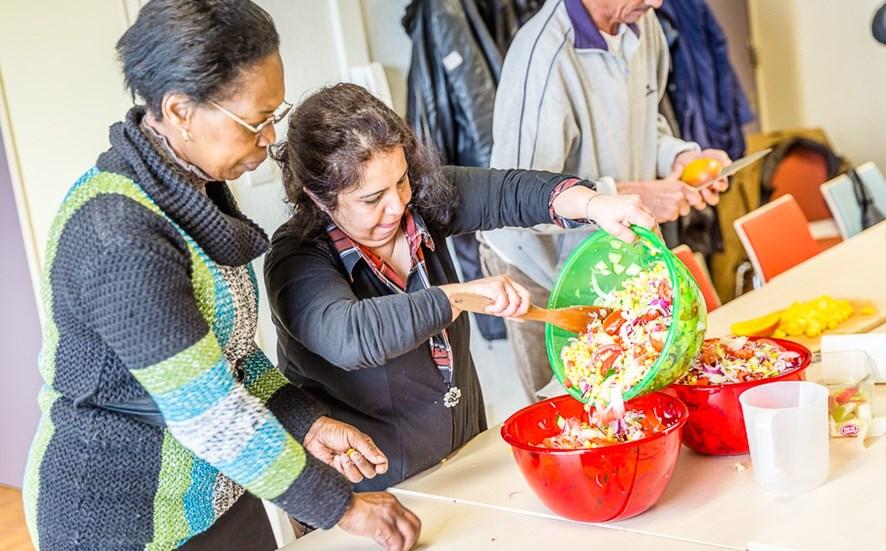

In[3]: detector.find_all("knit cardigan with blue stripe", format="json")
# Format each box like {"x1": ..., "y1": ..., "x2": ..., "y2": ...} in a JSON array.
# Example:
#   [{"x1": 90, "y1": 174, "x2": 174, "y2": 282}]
[{"x1": 23, "y1": 107, "x2": 351, "y2": 550}]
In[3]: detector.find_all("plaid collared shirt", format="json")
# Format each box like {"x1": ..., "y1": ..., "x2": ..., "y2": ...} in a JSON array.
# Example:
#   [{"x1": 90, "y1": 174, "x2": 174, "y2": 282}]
[
  {"x1": 327, "y1": 210, "x2": 461, "y2": 406},
  {"x1": 324, "y1": 180, "x2": 585, "y2": 407}
]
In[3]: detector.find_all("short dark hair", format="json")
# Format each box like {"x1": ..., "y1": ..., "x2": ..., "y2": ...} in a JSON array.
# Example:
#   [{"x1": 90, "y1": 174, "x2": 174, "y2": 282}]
[
  {"x1": 116, "y1": 0, "x2": 280, "y2": 115},
  {"x1": 272, "y1": 83, "x2": 457, "y2": 241}
]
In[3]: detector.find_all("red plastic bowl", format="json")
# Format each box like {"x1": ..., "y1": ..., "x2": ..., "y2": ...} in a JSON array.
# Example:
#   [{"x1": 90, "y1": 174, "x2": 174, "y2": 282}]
[
  {"x1": 662, "y1": 337, "x2": 811, "y2": 455},
  {"x1": 500, "y1": 392, "x2": 688, "y2": 522}
]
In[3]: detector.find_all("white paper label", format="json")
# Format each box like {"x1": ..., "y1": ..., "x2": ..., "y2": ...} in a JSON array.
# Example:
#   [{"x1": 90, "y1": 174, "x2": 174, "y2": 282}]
[{"x1": 442, "y1": 50, "x2": 464, "y2": 72}]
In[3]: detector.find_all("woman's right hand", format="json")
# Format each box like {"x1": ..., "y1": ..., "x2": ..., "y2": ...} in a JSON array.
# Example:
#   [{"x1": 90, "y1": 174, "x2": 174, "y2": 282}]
[
  {"x1": 338, "y1": 492, "x2": 421, "y2": 551},
  {"x1": 439, "y1": 275, "x2": 531, "y2": 320}
]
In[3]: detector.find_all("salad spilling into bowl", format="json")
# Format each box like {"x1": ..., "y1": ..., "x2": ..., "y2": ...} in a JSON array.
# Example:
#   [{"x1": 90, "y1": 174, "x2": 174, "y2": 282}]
[
  {"x1": 676, "y1": 337, "x2": 803, "y2": 385},
  {"x1": 542, "y1": 410, "x2": 660, "y2": 449},
  {"x1": 559, "y1": 261, "x2": 673, "y2": 409}
]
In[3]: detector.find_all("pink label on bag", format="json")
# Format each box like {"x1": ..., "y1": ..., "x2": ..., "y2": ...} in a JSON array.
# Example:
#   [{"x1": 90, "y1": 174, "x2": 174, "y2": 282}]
[{"x1": 840, "y1": 423, "x2": 860, "y2": 437}]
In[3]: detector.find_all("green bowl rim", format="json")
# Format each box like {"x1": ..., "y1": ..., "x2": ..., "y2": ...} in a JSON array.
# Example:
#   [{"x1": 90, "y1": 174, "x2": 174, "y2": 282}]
[{"x1": 545, "y1": 225, "x2": 686, "y2": 404}]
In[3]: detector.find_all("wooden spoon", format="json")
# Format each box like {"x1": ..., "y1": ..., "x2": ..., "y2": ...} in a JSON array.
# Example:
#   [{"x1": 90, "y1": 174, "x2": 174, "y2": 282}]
[{"x1": 449, "y1": 293, "x2": 615, "y2": 334}]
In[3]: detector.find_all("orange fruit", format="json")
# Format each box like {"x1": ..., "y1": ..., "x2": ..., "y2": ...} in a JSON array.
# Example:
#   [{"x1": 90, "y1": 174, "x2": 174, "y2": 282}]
[{"x1": 681, "y1": 158, "x2": 724, "y2": 186}]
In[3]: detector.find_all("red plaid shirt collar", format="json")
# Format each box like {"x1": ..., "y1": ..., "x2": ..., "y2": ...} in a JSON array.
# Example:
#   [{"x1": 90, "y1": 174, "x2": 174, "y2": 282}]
[{"x1": 327, "y1": 209, "x2": 436, "y2": 289}]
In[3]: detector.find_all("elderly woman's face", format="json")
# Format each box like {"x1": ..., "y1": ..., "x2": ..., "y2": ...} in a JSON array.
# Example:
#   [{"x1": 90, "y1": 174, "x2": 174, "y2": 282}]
[
  {"x1": 186, "y1": 52, "x2": 285, "y2": 181},
  {"x1": 329, "y1": 146, "x2": 413, "y2": 250}
]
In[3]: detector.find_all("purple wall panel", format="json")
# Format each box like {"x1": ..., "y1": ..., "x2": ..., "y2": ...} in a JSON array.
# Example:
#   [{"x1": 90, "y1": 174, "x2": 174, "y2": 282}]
[{"x1": 0, "y1": 132, "x2": 42, "y2": 487}]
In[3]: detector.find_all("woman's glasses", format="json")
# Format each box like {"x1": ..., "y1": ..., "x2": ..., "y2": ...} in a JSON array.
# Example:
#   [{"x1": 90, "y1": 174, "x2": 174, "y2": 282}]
[{"x1": 209, "y1": 99, "x2": 293, "y2": 136}]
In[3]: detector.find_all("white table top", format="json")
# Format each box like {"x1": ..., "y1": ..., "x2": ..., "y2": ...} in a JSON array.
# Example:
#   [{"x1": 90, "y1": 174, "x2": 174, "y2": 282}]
[
  {"x1": 394, "y1": 396, "x2": 886, "y2": 551},
  {"x1": 705, "y1": 222, "x2": 886, "y2": 338},
  {"x1": 387, "y1": 222, "x2": 886, "y2": 551},
  {"x1": 283, "y1": 492, "x2": 729, "y2": 550}
]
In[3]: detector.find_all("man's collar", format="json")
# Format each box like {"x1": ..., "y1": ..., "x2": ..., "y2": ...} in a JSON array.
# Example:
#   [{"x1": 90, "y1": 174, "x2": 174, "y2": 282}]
[{"x1": 565, "y1": 0, "x2": 640, "y2": 51}]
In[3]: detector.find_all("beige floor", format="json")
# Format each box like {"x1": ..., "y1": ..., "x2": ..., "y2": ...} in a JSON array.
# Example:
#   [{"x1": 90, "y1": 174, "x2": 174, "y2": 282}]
[
  {"x1": 467, "y1": 318, "x2": 533, "y2": 426},
  {"x1": 447, "y1": 237, "x2": 535, "y2": 426},
  {"x1": 0, "y1": 485, "x2": 33, "y2": 551}
]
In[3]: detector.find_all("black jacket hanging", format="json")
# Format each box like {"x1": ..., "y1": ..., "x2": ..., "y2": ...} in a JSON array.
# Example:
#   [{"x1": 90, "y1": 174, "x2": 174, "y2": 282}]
[
  {"x1": 402, "y1": 0, "x2": 543, "y2": 168},
  {"x1": 402, "y1": 0, "x2": 541, "y2": 341},
  {"x1": 402, "y1": 0, "x2": 501, "y2": 167}
]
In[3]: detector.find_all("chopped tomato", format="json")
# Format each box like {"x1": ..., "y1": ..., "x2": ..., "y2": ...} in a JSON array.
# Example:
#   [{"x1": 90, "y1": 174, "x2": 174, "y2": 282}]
[
  {"x1": 563, "y1": 378, "x2": 573, "y2": 389},
  {"x1": 593, "y1": 344, "x2": 623, "y2": 376},
  {"x1": 649, "y1": 331, "x2": 666, "y2": 352},
  {"x1": 700, "y1": 346, "x2": 719, "y2": 366},
  {"x1": 728, "y1": 347, "x2": 755, "y2": 360},
  {"x1": 602, "y1": 311, "x2": 627, "y2": 336},
  {"x1": 640, "y1": 310, "x2": 662, "y2": 323},
  {"x1": 835, "y1": 387, "x2": 859, "y2": 405},
  {"x1": 646, "y1": 415, "x2": 666, "y2": 433}
]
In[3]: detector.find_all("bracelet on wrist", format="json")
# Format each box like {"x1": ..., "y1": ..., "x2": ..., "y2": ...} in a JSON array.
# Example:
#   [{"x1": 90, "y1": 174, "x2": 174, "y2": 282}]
[{"x1": 584, "y1": 193, "x2": 605, "y2": 222}]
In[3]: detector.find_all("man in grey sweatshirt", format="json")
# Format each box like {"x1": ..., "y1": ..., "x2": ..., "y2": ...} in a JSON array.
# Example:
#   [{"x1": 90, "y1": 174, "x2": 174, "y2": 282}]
[{"x1": 479, "y1": 0, "x2": 731, "y2": 402}]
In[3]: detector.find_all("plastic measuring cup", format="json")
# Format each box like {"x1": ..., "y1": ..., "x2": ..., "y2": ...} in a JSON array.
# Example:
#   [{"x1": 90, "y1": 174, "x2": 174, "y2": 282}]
[
  {"x1": 820, "y1": 350, "x2": 876, "y2": 438},
  {"x1": 739, "y1": 381, "x2": 829, "y2": 496}
]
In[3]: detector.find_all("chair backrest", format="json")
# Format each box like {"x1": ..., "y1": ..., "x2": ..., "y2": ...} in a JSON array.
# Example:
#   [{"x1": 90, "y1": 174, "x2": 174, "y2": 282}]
[
  {"x1": 854, "y1": 161, "x2": 886, "y2": 214},
  {"x1": 733, "y1": 194, "x2": 819, "y2": 283},
  {"x1": 672, "y1": 245, "x2": 721, "y2": 312},
  {"x1": 820, "y1": 174, "x2": 861, "y2": 240},
  {"x1": 769, "y1": 146, "x2": 833, "y2": 221}
]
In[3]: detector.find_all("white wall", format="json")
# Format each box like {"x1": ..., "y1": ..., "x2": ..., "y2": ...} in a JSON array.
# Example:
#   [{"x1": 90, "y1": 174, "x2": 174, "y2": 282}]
[
  {"x1": 234, "y1": 0, "x2": 349, "y2": 357},
  {"x1": 0, "y1": 0, "x2": 136, "y2": 489},
  {"x1": 360, "y1": 0, "x2": 412, "y2": 115},
  {"x1": 749, "y1": 0, "x2": 886, "y2": 170},
  {"x1": 0, "y1": 1, "x2": 133, "y2": 289},
  {"x1": 0, "y1": 0, "x2": 364, "y2": 357}
]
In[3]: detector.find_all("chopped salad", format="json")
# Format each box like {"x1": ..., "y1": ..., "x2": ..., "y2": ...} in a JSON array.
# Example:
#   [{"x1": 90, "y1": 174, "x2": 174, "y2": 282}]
[
  {"x1": 828, "y1": 383, "x2": 873, "y2": 438},
  {"x1": 560, "y1": 261, "x2": 673, "y2": 409},
  {"x1": 676, "y1": 337, "x2": 802, "y2": 385},
  {"x1": 541, "y1": 410, "x2": 660, "y2": 449}
]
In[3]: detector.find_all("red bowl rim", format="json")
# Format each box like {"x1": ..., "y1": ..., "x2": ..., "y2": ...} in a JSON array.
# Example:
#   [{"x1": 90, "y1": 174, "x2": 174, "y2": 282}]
[
  {"x1": 668, "y1": 336, "x2": 812, "y2": 391},
  {"x1": 500, "y1": 391, "x2": 689, "y2": 455}
]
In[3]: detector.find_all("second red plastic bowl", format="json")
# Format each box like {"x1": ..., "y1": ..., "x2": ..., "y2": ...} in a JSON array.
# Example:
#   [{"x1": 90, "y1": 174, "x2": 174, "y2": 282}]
[{"x1": 662, "y1": 337, "x2": 812, "y2": 455}]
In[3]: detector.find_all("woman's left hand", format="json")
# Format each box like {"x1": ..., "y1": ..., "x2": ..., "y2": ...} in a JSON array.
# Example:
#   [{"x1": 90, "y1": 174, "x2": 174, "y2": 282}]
[
  {"x1": 303, "y1": 416, "x2": 389, "y2": 483},
  {"x1": 582, "y1": 193, "x2": 657, "y2": 243}
]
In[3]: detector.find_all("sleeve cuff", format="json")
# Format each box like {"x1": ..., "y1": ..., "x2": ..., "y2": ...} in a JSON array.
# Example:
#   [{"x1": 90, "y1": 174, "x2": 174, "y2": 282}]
[
  {"x1": 594, "y1": 176, "x2": 617, "y2": 195},
  {"x1": 548, "y1": 178, "x2": 599, "y2": 228},
  {"x1": 267, "y1": 384, "x2": 331, "y2": 441},
  {"x1": 427, "y1": 286, "x2": 455, "y2": 331},
  {"x1": 658, "y1": 136, "x2": 700, "y2": 178},
  {"x1": 274, "y1": 453, "x2": 353, "y2": 529}
]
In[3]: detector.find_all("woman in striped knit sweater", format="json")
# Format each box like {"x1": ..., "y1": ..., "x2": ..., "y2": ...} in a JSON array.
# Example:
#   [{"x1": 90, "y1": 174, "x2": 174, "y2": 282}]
[{"x1": 22, "y1": 1, "x2": 419, "y2": 550}]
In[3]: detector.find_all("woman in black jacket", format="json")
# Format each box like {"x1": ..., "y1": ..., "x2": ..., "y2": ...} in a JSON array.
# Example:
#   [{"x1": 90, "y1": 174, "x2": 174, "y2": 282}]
[{"x1": 265, "y1": 83, "x2": 655, "y2": 490}]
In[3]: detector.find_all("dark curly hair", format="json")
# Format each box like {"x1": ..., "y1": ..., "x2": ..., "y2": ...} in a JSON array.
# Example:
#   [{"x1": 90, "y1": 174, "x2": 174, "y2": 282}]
[
  {"x1": 116, "y1": 0, "x2": 279, "y2": 116},
  {"x1": 271, "y1": 83, "x2": 457, "y2": 241}
]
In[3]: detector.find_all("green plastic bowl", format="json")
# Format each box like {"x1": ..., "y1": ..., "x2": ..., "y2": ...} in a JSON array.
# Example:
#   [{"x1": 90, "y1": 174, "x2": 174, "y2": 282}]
[{"x1": 546, "y1": 226, "x2": 706, "y2": 404}]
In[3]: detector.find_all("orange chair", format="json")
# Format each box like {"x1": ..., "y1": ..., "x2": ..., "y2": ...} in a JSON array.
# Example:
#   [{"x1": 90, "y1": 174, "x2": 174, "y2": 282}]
[
  {"x1": 672, "y1": 245, "x2": 721, "y2": 312},
  {"x1": 767, "y1": 142, "x2": 843, "y2": 249},
  {"x1": 769, "y1": 146, "x2": 834, "y2": 222},
  {"x1": 733, "y1": 194, "x2": 821, "y2": 284}
]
